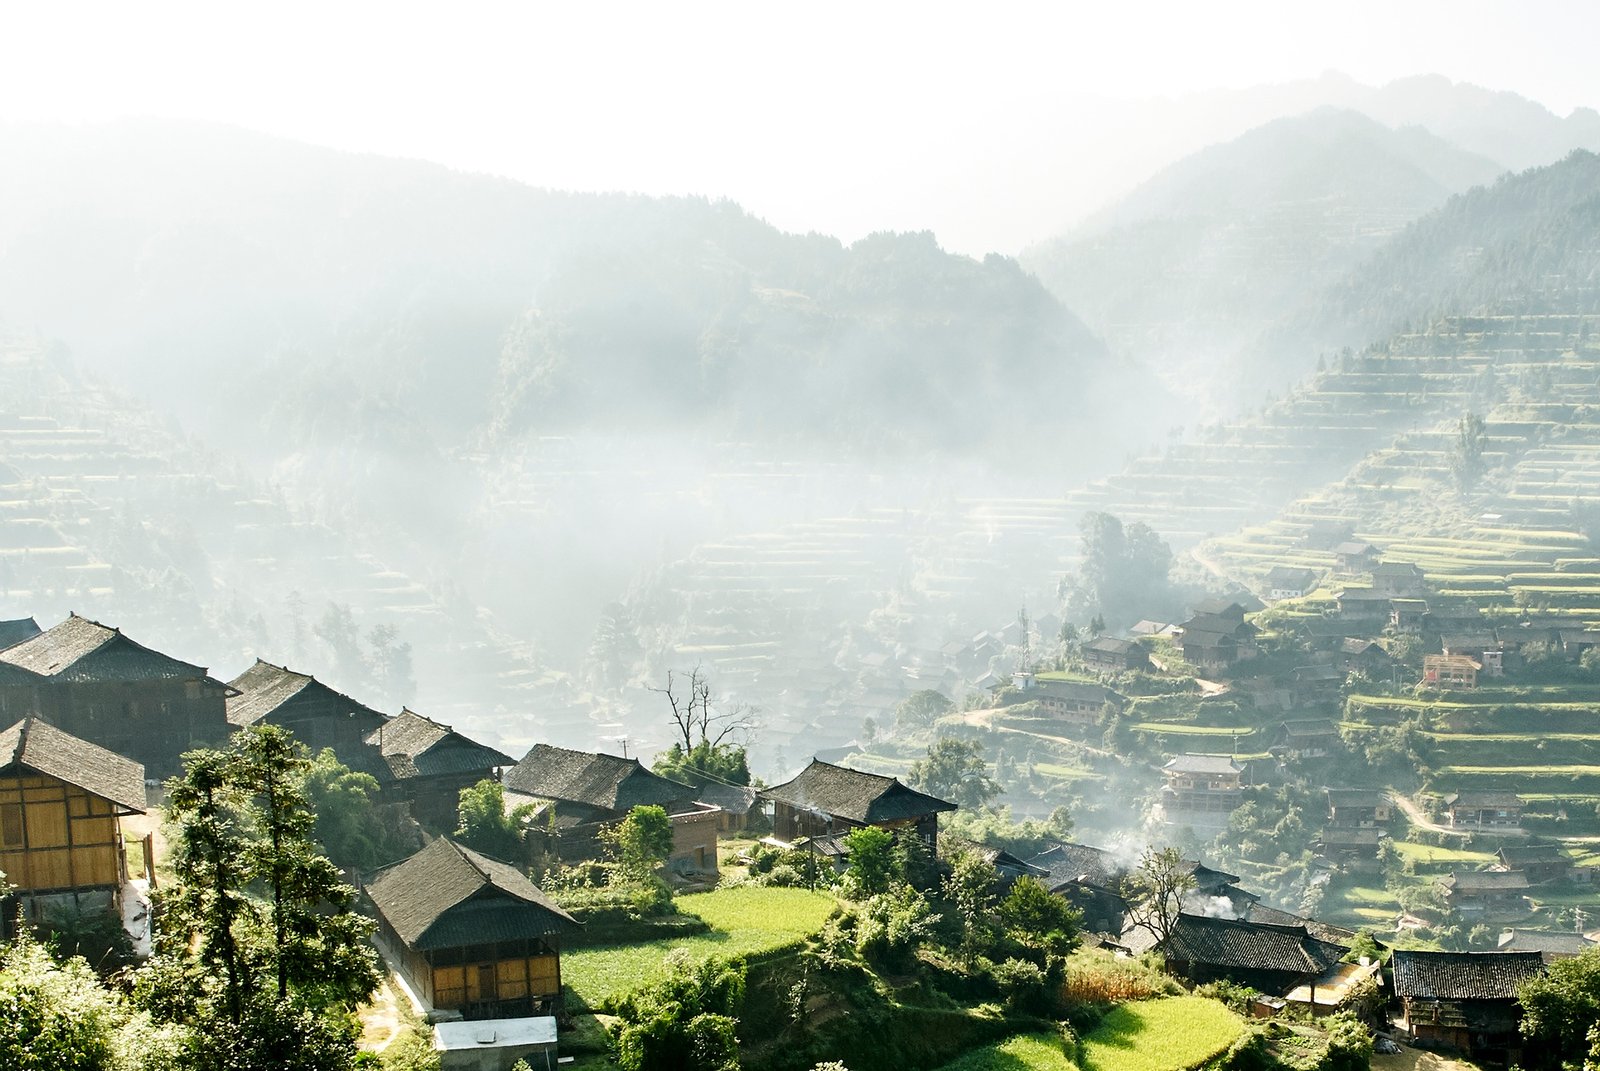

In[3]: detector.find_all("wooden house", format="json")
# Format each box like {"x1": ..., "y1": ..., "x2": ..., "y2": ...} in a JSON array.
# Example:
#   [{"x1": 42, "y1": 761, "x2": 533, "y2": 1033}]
[
  {"x1": 1314, "y1": 827, "x2": 1384, "y2": 871},
  {"x1": 0, "y1": 614, "x2": 234, "y2": 775},
  {"x1": 1423, "y1": 654, "x2": 1479, "y2": 690},
  {"x1": 1445, "y1": 791, "x2": 1524, "y2": 829},
  {"x1": 1370, "y1": 561, "x2": 1428, "y2": 598},
  {"x1": 1441, "y1": 871, "x2": 1530, "y2": 914},
  {"x1": 1391, "y1": 950, "x2": 1544, "y2": 1060},
  {"x1": 1389, "y1": 599, "x2": 1429, "y2": 632},
  {"x1": 1495, "y1": 843, "x2": 1570, "y2": 885},
  {"x1": 365, "y1": 709, "x2": 513, "y2": 831},
  {"x1": 0, "y1": 717, "x2": 147, "y2": 923},
  {"x1": 761, "y1": 758, "x2": 956, "y2": 849},
  {"x1": 1270, "y1": 719, "x2": 1341, "y2": 762},
  {"x1": 693, "y1": 782, "x2": 761, "y2": 833},
  {"x1": 1326, "y1": 788, "x2": 1392, "y2": 827},
  {"x1": 1442, "y1": 634, "x2": 1504, "y2": 677},
  {"x1": 1031, "y1": 678, "x2": 1124, "y2": 723},
  {"x1": 1029, "y1": 841, "x2": 1131, "y2": 934},
  {"x1": 0, "y1": 617, "x2": 42, "y2": 651},
  {"x1": 1160, "y1": 754, "x2": 1245, "y2": 818},
  {"x1": 1497, "y1": 929, "x2": 1596, "y2": 961},
  {"x1": 1179, "y1": 628, "x2": 1238, "y2": 672},
  {"x1": 1263, "y1": 566, "x2": 1318, "y2": 602},
  {"x1": 227, "y1": 660, "x2": 391, "y2": 775},
  {"x1": 1120, "y1": 913, "x2": 1355, "y2": 1003},
  {"x1": 503, "y1": 744, "x2": 718, "y2": 872},
  {"x1": 1081, "y1": 636, "x2": 1150, "y2": 674},
  {"x1": 1333, "y1": 541, "x2": 1380, "y2": 574},
  {"x1": 1339, "y1": 638, "x2": 1393, "y2": 673},
  {"x1": 1333, "y1": 589, "x2": 1392, "y2": 620},
  {"x1": 366, "y1": 838, "x2": 578, "y2": 1020}
]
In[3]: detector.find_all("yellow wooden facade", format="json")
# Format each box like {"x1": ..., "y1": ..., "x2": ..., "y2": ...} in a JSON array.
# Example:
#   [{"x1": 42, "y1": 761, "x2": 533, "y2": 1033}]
[
  {"x1": 0, "y1": 772, "x2": 126, "y2": 893},
  {"x1": 430, "y1": 950, "x2": 562, "y2": 1011}
]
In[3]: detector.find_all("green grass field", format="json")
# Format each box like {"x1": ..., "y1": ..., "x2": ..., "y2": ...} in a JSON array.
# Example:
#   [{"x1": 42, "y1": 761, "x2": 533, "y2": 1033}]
[
  {"x1": 931, "y1": 997, "x2": 1242, "y2": 1071},
  {"x1": 561, "y1": 886, "x2": 835, "y2": 1008},
  {"x1": 1391, "y1": 841, "x2": 1495, "y2": 864}
]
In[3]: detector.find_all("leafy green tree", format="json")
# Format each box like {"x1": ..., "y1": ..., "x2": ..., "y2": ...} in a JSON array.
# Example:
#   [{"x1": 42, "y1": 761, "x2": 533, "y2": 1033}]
[
  {"x1": 941, "y1": 847, "x2": 999, "y2": 965},
  {"x1": 1061, "y1": 512, "x2": 1178, "y2": 626},
  {"x1": 455, "y1": 779, "x2": 533, "y2": 862},
  {"x1": 893, "y1": 689, "x2": 954, "y2": 732},
  {"x1": 613, "y1": 955, "x2": 746, "y2": 1071},
  {"x1": 0, "y1": 936, "x2": 118, "y2": 1071},
  {"x1": 301, "y1": 748, "x2": 417, "y2": 872},
  {"x1": 941, "y1": 804, "x2": 1073, "y2": 858},
  {"x1": 653, "y1": 740, "x2": 751, "y2": 790},
  {"x1": 605, "y1": 805, "x2": 675, "y2": 882},
  {"x1": 1520, "y1": 946, "x2": 1600, "y2": 1071},
  {"x1": 906, "y1": 737, "x2": 1001, "y2": 809},
  {"x1": 998, "y1": 875, "x2": 1081, "y2": 953},
  {"x1": 841, "y1": 827, "x2": 896, "y2": 899},
  {"x1": 1450, "y1": 412, "x2": 1488, "y2": 491}
]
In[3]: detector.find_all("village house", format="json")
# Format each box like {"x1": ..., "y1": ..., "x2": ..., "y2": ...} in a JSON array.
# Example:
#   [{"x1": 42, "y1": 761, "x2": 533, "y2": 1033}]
[
  {"x1": 1160, "y1": 754, "x2": 1245, "y2": 819},
  {"x1": 1314, "y1": 827, "x2": 1384, "y2": 872},
  {"x1": 1024, "y1": 676, "x2": 1124, "y2": 722},
  {"x1": 1333, "y1": 541, "x2": 1381, "y2": 574},
  {"x1": 1081, "y1": 635, "x2": 1151, "y2": 674},
  {"x1": 693, "y1": 782, "x2": 761, "y2": 833},
  {"x1": 1558, "y1": 629, "x2": 1600, "y2": 658},
  {"x1": 1441, "y1": 870, "x2": 1530, "y2": 915},
  {"x1": 1289, "y1": 664, "x2": 1345, "y2": 706},
  {"x1": 1389, "y1": 599, "x2": 1429, "y2": 632},
  {"x1": 1270, "y1": 719, "x2": 1341, "y2": 762},
  {"x1": 227, "y1": 659, "x2": 392, "y2": 779},
  {"x1": 1495, "y1": 843, "x2": 1571, "y2": 885},
  {"x1": 943, "y1": 838, "x2": 1047, "y2": 891},
  {"x1": 1263, "y1": 566, "x2": 1318, "y2": 602},
  {"x1": 1445, "y1": 791, "x2": 1524, "y2": 829},
  {"x1": 365, "y1": 709, "x2": 513, "y2": 832},
  {"x1": 1497, "y1": 929, "x2": 1596, "y2": 961},
  {"x1": 1029, "y1": 840, "x2": 1131, "y2": 934},
  {"x1": 366, "y1": 837, "x2": 578, "y2": 1021},
  {"x1": 1179, "y1": 627, "x2": 1238, "y2": 673},
  {"x1": 1333, "y1": 588, "x2": 1392, "y2": 621},
  {"x1": 1326, "y1": 788, "x2": 1393, "y2": 827},
  {"x1": 1370, "y1": 560, "x2": 1428, "y2": 598},
  {"x1": 761, "y1": 758, "x2": 956, "y2": 849},
  {"x1": 1178, "y1": 605, "x2": 1260, "y2": 662},
  {"x1": 0, "y1": 717, "x2": 150, "y2": 928},
  {"x1": 1423, "y1": 654, "x2": 1480, "y2": 690},
  {"x1": 0, "y1": 617, "x2": 42, "y2": 651},
  {"x1": 1442, "y1": 634, "x2": 1504, "y2": 677},
  {"x1": 1339, "y1": 638, "x2": 1393, "y2": 673},
  {"x1": 0, "y1": 614, "x2": 235, "y2": 775},
  {"x1": 1120, "y1": 913, "x2": 1371, "y2": 1013},
  {"x1": 502, "y1": 744, "x2": 719, "y2": 872},
  {"x1": 1391, "y1": 950, "x2": 1545, "y2": 1060}
]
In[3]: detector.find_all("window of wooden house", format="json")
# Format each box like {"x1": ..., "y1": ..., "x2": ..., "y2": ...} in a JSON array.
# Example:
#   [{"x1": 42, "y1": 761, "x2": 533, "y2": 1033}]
[
  {"x1": 0, "y1": 804, "x2": 22, "y2": 847},
  {"x1": 528, "y1": 955, "x2": 559, "y2": 995},
  {"x1": 496, "y1": 958, "x2": 527, "y2": 1000}
]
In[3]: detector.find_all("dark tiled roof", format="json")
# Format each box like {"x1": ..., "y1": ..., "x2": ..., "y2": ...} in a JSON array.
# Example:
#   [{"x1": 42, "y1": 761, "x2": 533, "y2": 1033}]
[
  {"x1": 1030, "y1": 841, "x2": 1129, "y2": 890},
  {"x1": 367, "y1": 838, "x2": 577, "y2": 951},
  {"x1": 1241, "y1": 903, "x2": 1359, "y2": 945},
  {"x1": 1373, "y1": 561, "x2": 1425, "y2": 578},
  {"x1": 693, "y1": 781, "x2": 760, "y2": 815},
  {"x1": 227, "y1": 659, "x2": 383, "y2": 728},
  {"x1": 505, "y1": 744, "x2": 692, "y2": 813},
  {"x1": 1445, "y1": 791, "x2": 1524, "y2": 809},
  {"x1": 1180, "y1": 629, "x2": 1236, "y2": 649},
  {"x1": 1498, "y1": 930, "x2": 1595, "y2": 956},
  {"x1": 945, "y1": 837, "x2": 1046, "y2": 876},
  {"x1": 1280, "y1": 719, "x2": 1339, "y2": 738},
  {"x1": 1126, "y1": 913, "x2": 1323, "y2": 975},
  {"x1": 0, "y1": 614, "x2": 225, "y2": 687},
  {"x1": 0, "y1": 716, "x2": 146, "y2": 813},
  {"x1": 365, "y1": 709, "x2": 513, "y2": 780},
  {"x1": 1265, "y1": 566, "x2": 1316, "y2": 585},
  {"x1": 1164, "y1": 754, "x2": 1242, "y2": 776},
  {"x1": 1391, "y1": 950, "x2": 1545, "y2": 1000},
  {"x1": 1444, "y1": 870, "x2": 1530, "y2": 893},
  {"x1": 1084, "y1": 636, "x2": 1141, "y2": 656},
  {"x1": 0, "y1": 618, "x2": 41, "y2": 651},
  {"x1": 761, "y1": 758, "x2": 956, "y2": 824},
  {"x1": 1327, "y1": 788, "x2": 1387, "y2": 807},
  {"x1": 1498, "y1": 844, "x2": 1567, "y2": 866}
]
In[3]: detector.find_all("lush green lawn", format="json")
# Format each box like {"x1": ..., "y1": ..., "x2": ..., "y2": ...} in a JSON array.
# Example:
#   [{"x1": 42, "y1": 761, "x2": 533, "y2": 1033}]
[
  {"x1": 562, "y1": 886, "x2": 835, "y2": 1008},
  {"x1": 1080, "y1": 997, "x2": 1243, "y2": 1071},
  {"x1": 930, "y1": 997, "x2": 1241, "y2": 1071}
]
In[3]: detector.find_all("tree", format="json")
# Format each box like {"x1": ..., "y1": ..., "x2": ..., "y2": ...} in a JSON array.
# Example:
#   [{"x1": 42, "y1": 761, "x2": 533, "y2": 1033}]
[
  {"x1": 894, "y1": 689, "x2": 954, "y2": 732},
  {"x1": 605, "y1": 805, "x2": 675, "y2": 883},
  {"x1": 653, "y1": 740, "x2": 751, "y2": 790},
  {"x1": 1451, "y1": 412, "x2": 1488, "y2": 491},
  {"x1": 841, "y1": 827, "x2": 896, "y2": 899},
  {"x1": 366, "y1": 624, "x2": 416, "y2": 708},
  {"x1": 1062, "y1": 512, "x2": 1177, "y2": 626},
  {"x1": 301, "y1": 748, "x2": 416, "y2": 872},
  {"x1": 654, "y1": 666, "x2": 754, "y2": 756},
  {"x1": 1122, "y1": 846, "x2": 1195, "y2": 948},
  {"x1": 0, "y1": 936, "x2": 124, "y2": 1071},
  {"x1": 613, "y1": 954, "x2": 746, "y2": 1071},
  {"x1": 997, "y1": 875, "x2": 1081, "y2": 954},
  {"x1": 1520, "y1": 946, "x2": 1600, "y2": 1071},
  {"x1": 455, "y1": 779, "x2": 534, "y2": 862},
  {"x1": 906, "y1": 737, "x2": 1001, "y2": 809},
  {"x1": 941, "y1": 847, "x2": 999, "y2": 965}
]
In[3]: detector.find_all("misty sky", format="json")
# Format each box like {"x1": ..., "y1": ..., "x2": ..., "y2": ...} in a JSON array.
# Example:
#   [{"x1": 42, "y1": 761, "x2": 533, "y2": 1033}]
[{"x1": 5, "y1": 0, "x2": 1598, "y2": 254}]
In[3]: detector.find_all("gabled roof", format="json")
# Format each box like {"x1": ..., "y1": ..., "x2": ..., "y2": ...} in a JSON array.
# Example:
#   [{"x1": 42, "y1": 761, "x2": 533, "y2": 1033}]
[
  {"x1": 1444, "y1": 870, "x2": 1530, "y2": 893},
  {"x1": 1391, "y1": 950, "x2": 1545, "y2": 1000},
  {"x1": 1372, "y1": 561, "x2": 1426, "y2": 578},
  {"x1": 504, "y1": 743, "x2": 692, "y2": 813},
  {"x1": 1241, "y1": 903, "x2": 1359, "y2": 945},
  {"x1": 1326, "y1": 787, "x2": 1388, "y2": 808},
  {"x1": 226, "y1": 659, "x2": 388, "y2": 729},
  {"x1": 1123, "y1": 913, "x2": 1325, "y2": 976},
  {"x1": 1445, "y1": 791, "x2": 1524, "y2": 809},
  {"x1": 1030, "y1": 841, "x2": 1130, "y2": 890},
  {"x1": 0, "y1": 617, "x2": 42, "y2": 651},
  {"x1": 693, "y1": 781, "x2": 760, "y2": 815},
  {"x1": 1279, "y1": 718, "x2": 1339, "y2": 739},
  {"x1": 1035, "y1": 678, "x2": 1121, "y2": 704},
  {"x1": 1497, "y1": 844, "x2": 1568, "y2": 866},
  {"x1": 1084, "y1": 635, "x2": 1141, "y2": 656},
  {"x1": 0, "y1": 614, "x2": 228, "y2": 687},
  {"x1": 1265, "y1": 566, "x2": 1316, "y2": 586},
  {"x1": 1163, "y1": 754, "x2": 1243, "y2": 776},
  {"x1": 1333, "y1": 541, "x2": 1377, "y2": 557},
  {"x1": 364, "y1": 709, "x2": 513, "y2": 780},
  {"x1": 367, "y1": 838, "x2": 577, "y2": 951},
  {"x1": 761, "y1": 758, "x2": 956, "y2": 824},
  {"x1": 1340, "y1": 638, "x2": 1388, "y2": 656},
  {"x1": 1498, "y1": 930, "x2": 1595, "y2": 956},
  {"x1": 0, "y1": 717, "x2": 146, "y2": 813},
  {"x1": 1180, "y1": 628, "x2": 1237, "y2": 650}
]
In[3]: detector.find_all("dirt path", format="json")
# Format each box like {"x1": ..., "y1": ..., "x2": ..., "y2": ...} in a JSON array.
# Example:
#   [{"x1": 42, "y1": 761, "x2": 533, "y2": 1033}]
[
  {"x1": 357, "y1": 977, "x2": 405, "y2": 1053},
  {"x1": 1371, "y1": 1045, "x2": 1484, "y2": 1071},
  {"x1": 1386, "y1": 790, "x2": 1528, "y2": 840}
]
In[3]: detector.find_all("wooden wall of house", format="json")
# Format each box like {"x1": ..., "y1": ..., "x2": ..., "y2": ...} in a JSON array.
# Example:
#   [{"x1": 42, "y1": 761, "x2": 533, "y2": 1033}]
[
  {"x1": 0, "y1": 773, "x2": 124, "y2": 892},
  {"x1": 263, "y1": 695, "x2": 385, "y2": 763},
  {"x1": 43, "y1": 679, "x2": 229, "y2": 775},
  {"x1": 406, "y1": 771, "x2": 490, "y2": 832},
  {"x1": 426, "y1": 938, "x2": 562, "y2": 1019}
]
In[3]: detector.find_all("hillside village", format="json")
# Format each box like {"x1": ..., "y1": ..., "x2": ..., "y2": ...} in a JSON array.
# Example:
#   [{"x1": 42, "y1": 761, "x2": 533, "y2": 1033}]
[{"x1": 2, "y1": 597, "x2": 1598, "y2": 1070}]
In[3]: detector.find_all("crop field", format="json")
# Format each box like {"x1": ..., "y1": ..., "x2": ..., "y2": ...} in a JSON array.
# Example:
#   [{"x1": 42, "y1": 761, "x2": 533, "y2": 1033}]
[
  {"x1": 932, "y1": 997, "x2": 1242, "y2": 1071},
  {"x1": 561, "y1": 886, "x2": 835, "y2": 1008},
  {"x1": 1390, "y1": 841, "x2": 1495, "y2": 865}
]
